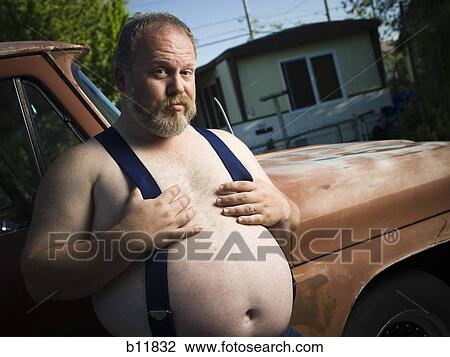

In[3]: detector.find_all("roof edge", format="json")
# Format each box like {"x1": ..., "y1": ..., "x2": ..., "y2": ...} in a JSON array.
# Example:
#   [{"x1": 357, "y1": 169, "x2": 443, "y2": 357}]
[
  {"x1": 0, "y1": 41, "x2": 87, "y2": 59},
  {"x1": 197, "y1": 19, "x2": 380, "y2": 75}
]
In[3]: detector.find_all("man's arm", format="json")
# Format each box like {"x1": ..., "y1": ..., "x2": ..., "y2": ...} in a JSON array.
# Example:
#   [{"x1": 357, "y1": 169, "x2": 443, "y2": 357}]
[
  {"x1": 21, "y1": 142, "x2": 200, "y2": 302},
  {"x1": 21, "y1": 143, "x2": 135, "y2": 301}
]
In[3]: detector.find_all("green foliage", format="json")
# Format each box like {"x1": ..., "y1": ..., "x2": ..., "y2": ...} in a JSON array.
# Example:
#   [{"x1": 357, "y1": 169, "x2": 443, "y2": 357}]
[
  {"x1": 341, "y1": 0, "x2": 407, "y2": 39},
  {"x1": 398, "y1": 0, "x2": 450, "y2": 140},
  {"x1": 0, "y1": 0, "x2": 129, "y2": 103},
  {"x1": 384, "y1": 50, "x2": 412, "y2": 90},
  {"x1": 342, "y1": 0, "x2": 450, "y2": 140},
  {"x1": 401, "y1": 94, "x2": 450, "y2": 141}
]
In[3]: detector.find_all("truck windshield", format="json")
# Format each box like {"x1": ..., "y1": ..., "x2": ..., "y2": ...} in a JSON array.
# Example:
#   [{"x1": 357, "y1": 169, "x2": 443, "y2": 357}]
[{"x1": 72, "y1": 64, "x2": 120, "y2": 124}]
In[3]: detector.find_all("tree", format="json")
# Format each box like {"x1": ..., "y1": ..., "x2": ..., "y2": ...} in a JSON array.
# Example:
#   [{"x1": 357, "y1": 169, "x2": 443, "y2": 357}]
[
  {"x1": 341, "y1": 0, "x2": 449, "y2": 140},
  {"x1": 0, "y1": 0, "x2": 129, "y2": 103},
  {"x1": 341, "y1": 0, "x2": 408, "y2": 39},
  {"x1": 398, "y1": 0, "x2": 450, "y2": 140}
]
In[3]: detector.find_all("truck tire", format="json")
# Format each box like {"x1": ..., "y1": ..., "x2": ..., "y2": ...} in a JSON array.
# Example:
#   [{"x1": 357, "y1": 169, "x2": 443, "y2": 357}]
[{"x1": 343, "y1": 269, "x2": 450, "y2": 336}]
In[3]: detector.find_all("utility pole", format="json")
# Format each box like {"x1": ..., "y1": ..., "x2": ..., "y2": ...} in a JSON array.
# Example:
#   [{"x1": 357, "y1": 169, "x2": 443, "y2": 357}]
[
  {"x1": 370, "y1": 0, "x2": 376, "y2": 19},
  {"x1": 242, "y1": 0, "x2": 254, "y2": 40},
  {"x1": 323, "y1": 0, "x2": 331, "y2": 21}
]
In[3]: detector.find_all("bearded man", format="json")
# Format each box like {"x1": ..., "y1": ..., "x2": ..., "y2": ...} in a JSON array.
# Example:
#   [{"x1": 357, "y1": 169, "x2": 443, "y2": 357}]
[{"x1": 21, "y1": 12, "x2": 301, "y2": 337}]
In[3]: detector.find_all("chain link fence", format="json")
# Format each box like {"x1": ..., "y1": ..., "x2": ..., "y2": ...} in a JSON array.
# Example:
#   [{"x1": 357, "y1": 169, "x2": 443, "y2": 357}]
[{"x1": 250, "y1": 111, "x2": 385, "y2": 153}]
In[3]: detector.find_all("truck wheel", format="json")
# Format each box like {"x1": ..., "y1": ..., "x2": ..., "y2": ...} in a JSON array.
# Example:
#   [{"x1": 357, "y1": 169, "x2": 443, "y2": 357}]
[{"x1": 343, "y1": 270, "x2": 450, "y2": 336}]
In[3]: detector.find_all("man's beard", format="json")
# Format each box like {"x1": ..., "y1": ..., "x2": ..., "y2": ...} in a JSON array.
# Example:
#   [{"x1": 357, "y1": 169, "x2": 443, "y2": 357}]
[{"x1": 125, "y1": 91, "x2": 197, "y2": 138}]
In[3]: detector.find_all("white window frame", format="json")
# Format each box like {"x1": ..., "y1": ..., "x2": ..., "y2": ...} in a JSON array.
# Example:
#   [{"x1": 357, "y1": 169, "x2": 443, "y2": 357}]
[{"x1": 278, "y1": 49, "x2": 347, "y2": 113}]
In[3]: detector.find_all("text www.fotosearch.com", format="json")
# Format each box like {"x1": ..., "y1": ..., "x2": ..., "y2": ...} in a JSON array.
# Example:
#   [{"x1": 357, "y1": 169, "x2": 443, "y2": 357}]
[{"x1": 126, "y1": 339, "x2": 325, "y2": 353}]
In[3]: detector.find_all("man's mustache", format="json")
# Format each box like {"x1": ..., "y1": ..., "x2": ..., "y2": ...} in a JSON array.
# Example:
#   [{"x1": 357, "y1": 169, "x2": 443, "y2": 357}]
[{"x1": 161, "y1": 95, "x2": 194, "y2": 108}]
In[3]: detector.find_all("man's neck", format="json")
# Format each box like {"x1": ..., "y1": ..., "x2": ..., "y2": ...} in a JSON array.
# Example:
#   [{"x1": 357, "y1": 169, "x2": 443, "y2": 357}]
[{"x1": 113, "y1": 113, "x2": 189, "y2": 150}]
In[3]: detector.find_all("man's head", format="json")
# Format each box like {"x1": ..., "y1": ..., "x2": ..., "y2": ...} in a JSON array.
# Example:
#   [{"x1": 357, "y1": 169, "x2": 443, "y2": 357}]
[{"x1": 115, "y1": 12, "x2": 197, "y2": 137}]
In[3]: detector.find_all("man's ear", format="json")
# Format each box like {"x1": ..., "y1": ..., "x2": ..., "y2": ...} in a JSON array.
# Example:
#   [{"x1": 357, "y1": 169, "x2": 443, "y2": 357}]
[{"x1": 116, "y1": 67, "x2": 127, "y2": 94}]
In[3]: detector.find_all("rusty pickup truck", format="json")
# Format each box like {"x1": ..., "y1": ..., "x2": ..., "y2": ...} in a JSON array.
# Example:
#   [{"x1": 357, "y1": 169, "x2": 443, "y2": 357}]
[{"x1": 0, "y1": 41, "x2": 449, "y2": 337}]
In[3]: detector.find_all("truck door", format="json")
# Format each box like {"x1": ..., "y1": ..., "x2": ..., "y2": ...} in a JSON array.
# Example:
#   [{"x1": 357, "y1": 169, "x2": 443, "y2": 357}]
[{"x1": 0, "y1": 77, "x2": 107, "y2": 336}]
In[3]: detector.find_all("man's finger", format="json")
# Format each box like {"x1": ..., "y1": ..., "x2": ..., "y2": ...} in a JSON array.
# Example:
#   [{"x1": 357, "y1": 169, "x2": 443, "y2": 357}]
[
  {"x1": 171, "y1": 194, "x2": 191, "y2": 214},
  {"x1": 216, "y1": 191, "x2": 256, "y2": 206},
  {"x1": 222, "y1": 203, "x2": 259, "y2": 216},
  {"x1": 218, "y1": 181, "x2": 256, "y2": 193},
  {"x1": 159, "y1": 184, "x2": 181, "y2": 202},
  {"x1": 153, "y1": 225, "x2": 203, "y2": 248},
  {"x1": 174, "y1": 207, "x2": 195, "y2": 226},
  {"x1": 180, "y1": 225, "x2": 203, "y2": 238},
  {"x1": 236, "y1": 214, "x2": 265, "y2": 225}
]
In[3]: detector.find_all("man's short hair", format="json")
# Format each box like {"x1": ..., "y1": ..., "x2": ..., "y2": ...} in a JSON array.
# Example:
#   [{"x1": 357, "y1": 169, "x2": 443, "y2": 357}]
[{"x1": 115, "y1": 12, "x2": 196, "y2": 75}]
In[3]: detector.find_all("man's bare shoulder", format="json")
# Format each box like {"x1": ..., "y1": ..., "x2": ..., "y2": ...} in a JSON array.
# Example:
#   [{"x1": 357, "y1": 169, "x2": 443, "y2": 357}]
[
  {"x1": 208, "y1": 129, "x2": 253, "y2": 159},
  {"x1": 26, "y1": 137, "x2": 107, "y2": 258},
  {"x1": 41, "y1": 136, "x2": 107, "y2": 187},
  {"x1": 208, "y1": 129, "x2": 273, "y2": 185}
]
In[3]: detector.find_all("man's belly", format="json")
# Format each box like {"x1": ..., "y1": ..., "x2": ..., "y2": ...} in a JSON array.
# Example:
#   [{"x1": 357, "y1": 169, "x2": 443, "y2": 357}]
[{"x1": 92, "y1": 217, "x2": 293, "y2": 337}]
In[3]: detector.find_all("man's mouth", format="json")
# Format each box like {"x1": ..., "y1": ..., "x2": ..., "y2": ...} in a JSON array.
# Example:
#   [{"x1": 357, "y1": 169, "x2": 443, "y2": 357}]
[{"x1": 168, "y1": 103, "x2": 185, "y2": 112}]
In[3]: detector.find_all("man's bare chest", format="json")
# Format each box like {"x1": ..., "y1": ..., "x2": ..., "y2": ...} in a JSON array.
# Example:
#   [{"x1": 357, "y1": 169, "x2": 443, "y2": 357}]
[{"x1": 92, "y1": 142, "x2": 234, "y2": 230}]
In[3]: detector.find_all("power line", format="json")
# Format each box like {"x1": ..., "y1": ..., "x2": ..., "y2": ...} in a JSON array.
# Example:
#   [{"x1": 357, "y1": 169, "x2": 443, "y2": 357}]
[
  {"x1": 191, "y1": 16, "x2": 244, "y2": 30},
  {"x1": 253, "y1": 4, "x2": 340, "y2": 22},
  {"x1": 252, "y1": 0, "x2": 298, "y2": 16},
  {"x1": 197, "y1": 33, "x2": 249, "y2": 48},
  {"x1": 253, "y1": 0, "x2": 310, "y2": 19},
  {"x1": 197, "y1": 28, "x2": 247, "y2": 42},
  {"x1": 260, "y1": 6, "x2": 341, "y2": 27},
  {"x1": 247, "y1": 6, "x2": 343, "y2": 39},
  {"x1": 196, "y1": 6, "x2": 343, "y2": 49}
]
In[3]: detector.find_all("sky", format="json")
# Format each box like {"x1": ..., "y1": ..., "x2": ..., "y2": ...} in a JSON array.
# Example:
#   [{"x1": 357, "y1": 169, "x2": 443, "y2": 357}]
[{"x1": 127, "y1": 0, "x2": 353, "y2": 66}]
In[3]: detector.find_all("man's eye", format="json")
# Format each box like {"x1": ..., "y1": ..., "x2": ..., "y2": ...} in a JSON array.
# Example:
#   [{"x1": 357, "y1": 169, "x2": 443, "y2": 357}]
[
  {"x1": 154, "y1": 68, "x2": 167, "y2": 76},
  {"x1": 181, "y1": 70, "x2": 193, "y2": 76}
]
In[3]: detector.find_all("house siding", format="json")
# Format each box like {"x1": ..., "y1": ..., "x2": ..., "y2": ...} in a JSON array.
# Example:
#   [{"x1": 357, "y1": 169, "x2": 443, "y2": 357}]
[
  {"x1": 196, "y1": 61, "x2": 243, "y2": 125},
  {"x1": 216, "y1": 61, "x2": 243, "y2": 124},
  {"x1": 236, "y1": 31, "x2": 382, "y2": 121}
]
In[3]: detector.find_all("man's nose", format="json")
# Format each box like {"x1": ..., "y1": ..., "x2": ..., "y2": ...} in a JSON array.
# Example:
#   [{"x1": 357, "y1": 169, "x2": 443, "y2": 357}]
[{"x1": 167, "y1": 74, "x2": 185, "y2": 96}]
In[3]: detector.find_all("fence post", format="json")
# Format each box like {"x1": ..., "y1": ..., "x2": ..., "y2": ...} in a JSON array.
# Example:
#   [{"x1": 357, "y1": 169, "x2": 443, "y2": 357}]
[
  {"x1": 336, "y1": 123, "x2": 343, "y2": 143},
  {"x1": 352, "y1": 115, "x2": 362, "y2": 141},
  {"x1": 360, "y1": 117, "x2": 370, "y2": 140},
  {"x1": 260, "y1": 90, "x2": 289, "y2": 149}
]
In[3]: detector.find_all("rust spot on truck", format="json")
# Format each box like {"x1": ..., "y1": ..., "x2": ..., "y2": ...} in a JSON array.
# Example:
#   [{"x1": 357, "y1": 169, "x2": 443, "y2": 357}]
[{"x1": 294, "y1": 274, "x2": 336, "y2": 336}]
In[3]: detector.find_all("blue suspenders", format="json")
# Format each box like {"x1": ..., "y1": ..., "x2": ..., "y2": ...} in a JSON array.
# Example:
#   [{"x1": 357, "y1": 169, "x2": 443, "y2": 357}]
[
  {"x1": 192, "y1": 127, "x2": 253, "y2": 181},
  {"x1": 95, "y1": 126, "x2": 296, "y2": 337}
]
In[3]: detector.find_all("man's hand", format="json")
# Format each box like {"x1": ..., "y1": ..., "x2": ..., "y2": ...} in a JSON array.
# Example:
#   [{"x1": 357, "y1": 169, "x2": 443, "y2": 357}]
[
  {"x1": 121, "y1": 184, "x2": 202, "y2": 249},
  {"x1": 215, "y1": 179, "x2": 298, "y2": 230}
]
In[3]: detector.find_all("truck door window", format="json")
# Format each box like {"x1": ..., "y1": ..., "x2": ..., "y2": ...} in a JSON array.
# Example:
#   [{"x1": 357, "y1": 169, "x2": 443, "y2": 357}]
[
  {"x1": 0, "y1": 184, "x2": 13, "y2": 211},
  {"x1": 72, "y1": 64, "x2": 120, "y2": 124},
  {"x1": 0, "y1": 79, "x2": 39, "y2": 234},
  {"x1": 23, "y1": 82, "x2": 81, "y2": 167}
]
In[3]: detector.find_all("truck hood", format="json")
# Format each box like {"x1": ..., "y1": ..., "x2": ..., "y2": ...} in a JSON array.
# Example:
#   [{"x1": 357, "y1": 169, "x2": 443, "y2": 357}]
[{"x1": 257, "y1": 140, "x2": 450, "y2": 264}]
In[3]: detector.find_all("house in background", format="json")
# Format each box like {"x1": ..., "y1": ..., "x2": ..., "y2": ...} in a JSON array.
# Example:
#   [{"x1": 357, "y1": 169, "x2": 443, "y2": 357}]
[{"x1": 193, "y1": 19, "x2": 394, "y2": 153}]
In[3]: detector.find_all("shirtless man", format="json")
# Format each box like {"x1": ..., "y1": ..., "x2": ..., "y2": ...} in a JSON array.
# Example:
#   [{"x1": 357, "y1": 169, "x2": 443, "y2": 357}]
[{"x1": 21, "y1": 12, "x2": 301, "y2": 337}]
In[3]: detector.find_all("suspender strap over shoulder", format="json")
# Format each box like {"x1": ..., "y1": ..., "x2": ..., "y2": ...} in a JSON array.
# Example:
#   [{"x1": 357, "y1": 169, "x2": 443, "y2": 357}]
[
  {"x1": 95, "y1": 127, "x2": 176, "y2": 337},
  {"x1": 95, "y1": 127, "x2": 161, "y2": 199},
  {"x1": 193, "y1": 127, "x2": 253, "y2": 182}
]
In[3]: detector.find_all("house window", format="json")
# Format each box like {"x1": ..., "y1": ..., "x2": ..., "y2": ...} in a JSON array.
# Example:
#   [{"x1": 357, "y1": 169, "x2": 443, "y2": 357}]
[
  {"x1": 200, "y1": 79, "x2": 227, "y2": 129},
  {"x1": 281, "y1": 53, "x2": 342, "y2": 110}
]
